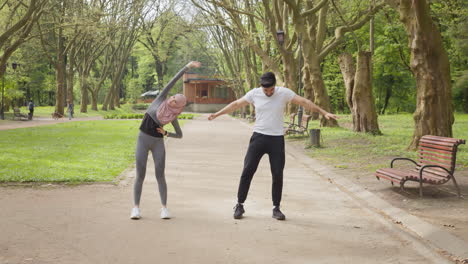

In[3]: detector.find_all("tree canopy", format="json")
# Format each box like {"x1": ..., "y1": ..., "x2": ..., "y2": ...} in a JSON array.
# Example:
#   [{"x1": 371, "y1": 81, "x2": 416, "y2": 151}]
[{"x1": 0, "y1": 0, "x2": 466, "y2": 147}]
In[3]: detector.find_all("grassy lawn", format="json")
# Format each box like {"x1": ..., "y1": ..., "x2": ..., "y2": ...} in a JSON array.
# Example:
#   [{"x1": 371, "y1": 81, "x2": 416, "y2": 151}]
[
  {"x1": 1, "y1": 103, "x2": 140, "y2": 120},
  {"x1": 289, "y1": 113, "x2": 468, "y2": 172},
  {"x1": 36, "y1": 104, "x2": 138, "y2": 118},
  {"x1": 0, "y1": 120, "x2": 182, "y2": 183},
  {"x1": 1, "y1": 104, "x2": 198, "y2": 120}
]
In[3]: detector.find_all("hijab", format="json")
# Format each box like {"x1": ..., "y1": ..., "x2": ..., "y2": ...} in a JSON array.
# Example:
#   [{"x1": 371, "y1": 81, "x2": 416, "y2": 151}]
[{"x1": 156, "y1": 94, "x2": 187, "y2": 125}]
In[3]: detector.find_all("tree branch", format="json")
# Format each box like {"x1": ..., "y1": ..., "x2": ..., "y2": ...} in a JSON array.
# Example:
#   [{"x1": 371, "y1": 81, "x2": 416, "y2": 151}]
[
  {"x1": 301, "y1": 0, "x2": 328, "y2": 17},
  {"x1": 318, "y1": 3, "x2": 385, "y2": 60}
]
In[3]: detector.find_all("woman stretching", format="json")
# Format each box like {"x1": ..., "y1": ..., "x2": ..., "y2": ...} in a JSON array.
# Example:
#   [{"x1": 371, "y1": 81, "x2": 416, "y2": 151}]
[{"x1": 131, "y1": 61, "x2": 201, "y2": 220}]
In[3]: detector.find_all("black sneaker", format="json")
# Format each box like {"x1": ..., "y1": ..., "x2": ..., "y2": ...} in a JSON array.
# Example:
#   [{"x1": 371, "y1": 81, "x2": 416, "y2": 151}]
[
  {"x1": 233, "y1": 203, "x2": 245, "y2": 219},
  {"x1": 272, "y1": 207, "x2": 286, "y2": 220}
]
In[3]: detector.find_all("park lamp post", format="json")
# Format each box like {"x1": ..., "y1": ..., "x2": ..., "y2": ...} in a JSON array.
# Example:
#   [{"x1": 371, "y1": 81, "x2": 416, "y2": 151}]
[{"x1": 276, "y1": 29, "x2": 303, "y2": 127}]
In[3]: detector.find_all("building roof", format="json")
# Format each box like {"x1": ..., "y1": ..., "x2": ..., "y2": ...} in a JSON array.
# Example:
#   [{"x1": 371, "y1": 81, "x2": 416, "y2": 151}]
[
  {"x1": 184, "y1": 78, "x2": 224, "y2": 83},
  {"x1": 141, "y1": 90, "x2": 160, "y2": 97}
]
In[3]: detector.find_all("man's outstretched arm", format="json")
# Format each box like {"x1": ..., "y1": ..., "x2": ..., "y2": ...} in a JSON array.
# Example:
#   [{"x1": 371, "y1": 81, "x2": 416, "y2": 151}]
[
  {"x1": 291, "y1": 95, "x2": 338, "y2": 120},
  {"x1": 208, "y1": 98, "x2": 250, "y2": 120}
]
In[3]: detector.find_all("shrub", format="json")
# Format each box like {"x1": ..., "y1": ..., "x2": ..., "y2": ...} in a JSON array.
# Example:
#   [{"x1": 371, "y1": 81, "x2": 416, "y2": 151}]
[
  {"x1": 132, "y1": 104, "x2": 149, "y2": 110},
  {"x1": 178, "y1": 113, "x2": 194, "y2": 120}
]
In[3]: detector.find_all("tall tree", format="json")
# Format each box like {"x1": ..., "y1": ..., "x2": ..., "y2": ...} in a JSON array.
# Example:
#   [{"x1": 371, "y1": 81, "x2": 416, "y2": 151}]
[
  {"x1": 385, "y1": 0, "x2": 454, "y2": 148},
  {"x1": 0, "y1": 0, "x2": 47, "y2": 71},
  {"x1": 102, "y1": 0, "x2": 145, "y2": 110},
  {"x1": 0, "y1": 0, "x2": 47, "y2": 118},
  {"x1": 139, "y1": 2, "x2": 195, "y2": 89},
  {"x1": 37, "y1": 0, "x2": 75, "y2": 115},
  {"x1": 335, "y1": 0, "x2": 381, "y2": 134},
  {"x1": 195, "y1": 0, "x2": 383, "y2": 127}
]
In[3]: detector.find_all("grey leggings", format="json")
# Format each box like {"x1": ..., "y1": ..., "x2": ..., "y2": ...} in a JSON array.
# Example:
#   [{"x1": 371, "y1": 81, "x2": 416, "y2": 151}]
[{"x1": 134, "y1": 131, "x2": 167, "y2": 206}]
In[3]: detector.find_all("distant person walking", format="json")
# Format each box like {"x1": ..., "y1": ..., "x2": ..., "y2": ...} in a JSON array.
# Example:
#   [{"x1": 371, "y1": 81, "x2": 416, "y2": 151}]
[
  {"x1": 28, "y1": 100, "x2": 34, "y2": 120},
  {"x1": 208, "y1": 72, "x2": 338, "y2": 220},
  {"x1": 67, "y1": 100, "x2": 74, "y2": 120},
  {"x1": 130, "y1": 61, "x2": 201, "y2": 220}
]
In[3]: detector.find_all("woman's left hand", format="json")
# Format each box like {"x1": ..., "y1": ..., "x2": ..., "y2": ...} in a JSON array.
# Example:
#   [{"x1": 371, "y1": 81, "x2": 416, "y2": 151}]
[
  {"x1": 156, "y1": 127, "x2": 166, "y2": 135},
  {"x1": 187, "y1": 61, "x2": 202, "y2": 68}
]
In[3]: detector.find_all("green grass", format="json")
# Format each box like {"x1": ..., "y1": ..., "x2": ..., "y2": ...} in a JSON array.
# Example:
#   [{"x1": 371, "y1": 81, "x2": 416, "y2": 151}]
[
  {"x1": 104, "y1": 113, "x2": 195, "y2": 120},
  {"x1": 290, "y1": 113, "x2": 468, "y2": 172},
  {"x1": 2, "y1": 104, "x2": 198, "y2": 120},
  {"x1": 0, "y1": 120, "x2": 182, "y2": 183},
  {"x1": 2, "y1": 104, "x2": 139, "y2": 119}
]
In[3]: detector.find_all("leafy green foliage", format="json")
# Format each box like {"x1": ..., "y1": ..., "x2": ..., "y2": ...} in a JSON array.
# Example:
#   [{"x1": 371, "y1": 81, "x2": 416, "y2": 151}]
[
  {"x1": 322, "y1": 52, "x2": 348, "y2": 114},
  {"x1": 131, "y1": 103, "x2": 150, "y2": 110}
]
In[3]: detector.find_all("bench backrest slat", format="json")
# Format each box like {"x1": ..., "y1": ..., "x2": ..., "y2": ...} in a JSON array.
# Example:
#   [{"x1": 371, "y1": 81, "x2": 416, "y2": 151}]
[
  {"x1": 418, "y1": 159, "x2": 452, "y2": 170},
  {"x1": 289, "y1": 113, "x2": 296, "y2": 124},
  {"x1": 419, "y1": 146, "x2": 454, "y2": 156},
  {"x1": 419, "y1": 142, "x2": 454, "y2": 152},
  {"x1": 421, "y1": 135, "x2": 464, "y2": 144},
  {"x1": 301, "y1": 115, "x2": 311, "y2": 129},
  {"x1": 418, "y1": 153, "x2": 453, "y2": 166},
  {"x1": 419, "y1": 150, "x2": 452, "y2": 160},
  {"x1": 417, "y1": 135, "x2": 465, "y2": 175}
]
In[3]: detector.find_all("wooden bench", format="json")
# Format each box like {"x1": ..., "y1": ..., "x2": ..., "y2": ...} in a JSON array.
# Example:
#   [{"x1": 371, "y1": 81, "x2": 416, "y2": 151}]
[
  {"x1": 284, "y1": 113, "x2": 296, "y2": 133},
  {"x1": 375, "y1": 135, "x2": 466, "y2": 197},
  {"x1": 13, "y1": 107, "x2": 28, "y2": 121},
  {"x1": 285, "y1": 114, "x2": 311, "y2": 136}
]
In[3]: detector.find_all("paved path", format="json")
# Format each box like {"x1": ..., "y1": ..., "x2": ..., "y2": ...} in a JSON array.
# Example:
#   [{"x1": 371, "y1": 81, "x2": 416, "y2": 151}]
[{"x1": 0, "y1": 115, "x2": 456, "y2": 264}]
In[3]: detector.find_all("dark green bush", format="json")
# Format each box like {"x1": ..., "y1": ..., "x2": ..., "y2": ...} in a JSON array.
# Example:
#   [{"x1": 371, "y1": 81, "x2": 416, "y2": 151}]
[{"x1": 132, "y1": 104, "x2": 149, "y2": 110}]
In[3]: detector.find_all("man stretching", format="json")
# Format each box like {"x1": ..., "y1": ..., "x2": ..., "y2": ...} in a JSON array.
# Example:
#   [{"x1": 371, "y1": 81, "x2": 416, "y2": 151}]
[{"x1": 208, "y1": 72, "x2": 338, "y2": 220}]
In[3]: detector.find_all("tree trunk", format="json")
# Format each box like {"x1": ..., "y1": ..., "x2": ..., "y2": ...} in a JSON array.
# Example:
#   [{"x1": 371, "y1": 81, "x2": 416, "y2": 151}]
[
  {"x1": 55, "y1": 34, "x2": 65, "y2": 115},
  {"x1": 108, "y1": 83, "x2": 116, "y2": 110},
  {"x1": 352, "y1": 52, "x2": 381, "y2": 134},
  {"x1": 101, "y1": 84, "x2": 111, "y2": 111},
  {"x1": 91, "y1": 90, "x2": 98, "y2": 111},
  {"x1": 386, "y1": 0, "x2": 454, "y2": 148},
  {"x1": 282, "y1": 51, "x2": 299, "y2": 115},
  {"x1": 114, "y1": 83, "x2": 121, "y2": 108},
  {"x1": 154, "y1": 56, "x2": 164, "y2": 90},
  {"x1": 381, "y1": 85, "x2": 392, "y2": 115},
  {"x1": 79, "y1": 70, "x2": 89, "y2": 113},
  {"x1": 463, "y1": 85, "x2": 468, "y2": 113},
  {"x1": 66, "y1": 50, "x2": 75, "y2": 104},
  {"x1": 299, "y1": 3, "x2": 337, "y2": 127},
  {"x1": 307, "y1": 57, "x2": 338, "y2": 127},
  {"x1": 338, "y1": 53, "x2": 355, "y2": 111},
  {"x1": 302, "y1": 66, "x2": 318, "y2": 119}
]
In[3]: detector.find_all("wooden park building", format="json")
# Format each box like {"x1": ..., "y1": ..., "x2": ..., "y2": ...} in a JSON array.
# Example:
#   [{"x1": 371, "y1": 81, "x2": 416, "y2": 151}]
[{"x1": 183, "y1": 73, "x2": 236, "y2": 112}]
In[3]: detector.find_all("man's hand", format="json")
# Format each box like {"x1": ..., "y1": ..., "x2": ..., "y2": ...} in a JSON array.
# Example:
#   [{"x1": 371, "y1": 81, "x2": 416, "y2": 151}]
[
  {"x1": 324, "y1": 112, "x2": 338, "y2": 120},
  {"x1": 208, "y1": 113, "x2": 217, "y2": 121},
  {"x1": 187, "y1": 61, "x2": 202, "y2": 68}
]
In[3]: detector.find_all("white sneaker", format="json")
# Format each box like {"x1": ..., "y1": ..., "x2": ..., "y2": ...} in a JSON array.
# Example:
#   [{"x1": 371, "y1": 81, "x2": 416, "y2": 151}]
[
  {"x1": 160, "y1": 208, "x2": 171, "y2": 219},
  {"x1": 130, "y1": 207, "x2": 141, "y2": 220}
]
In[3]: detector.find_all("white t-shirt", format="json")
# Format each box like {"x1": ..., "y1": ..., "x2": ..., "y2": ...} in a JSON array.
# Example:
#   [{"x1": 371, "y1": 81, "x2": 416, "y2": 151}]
[{"x1": 243, "y1": 86, "x2": 296, "y2": 136}]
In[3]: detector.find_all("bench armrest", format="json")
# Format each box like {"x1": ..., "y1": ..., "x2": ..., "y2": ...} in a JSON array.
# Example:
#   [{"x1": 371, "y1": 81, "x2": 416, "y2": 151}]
[
  {"x1": 419, "y1": 165, "x2": 452, "y2": 181},
  {"x1": 390, "y1": 158, "x2": 417, "y2": 168},
  {"x1": 284, "y1": 122, "x2": 299, "y2": 128}
]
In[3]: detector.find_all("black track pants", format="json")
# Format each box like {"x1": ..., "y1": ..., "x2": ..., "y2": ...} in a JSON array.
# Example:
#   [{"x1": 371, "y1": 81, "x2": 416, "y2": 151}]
[{"x1": 237, "y1": 132, "x2": 285, "y2": 207}]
